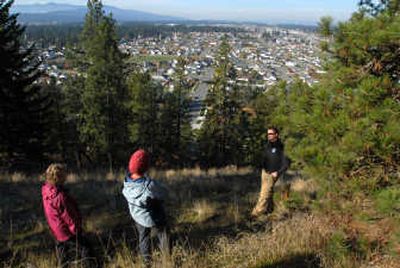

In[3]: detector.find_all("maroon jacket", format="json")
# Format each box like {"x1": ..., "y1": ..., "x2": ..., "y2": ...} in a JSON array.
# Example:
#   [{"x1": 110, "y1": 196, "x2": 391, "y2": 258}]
[{"x1": 41, "y1": 182, "x2": 82, "y2": 242}]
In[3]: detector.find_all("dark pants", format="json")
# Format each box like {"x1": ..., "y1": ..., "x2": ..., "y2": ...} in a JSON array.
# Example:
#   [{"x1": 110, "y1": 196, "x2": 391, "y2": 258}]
[
  {"x1": 55, "y1": 236, "x2": 93, "y2": 268},
  {"x1": 135, "y1": 222, "x2": 170, "y2": 265}
]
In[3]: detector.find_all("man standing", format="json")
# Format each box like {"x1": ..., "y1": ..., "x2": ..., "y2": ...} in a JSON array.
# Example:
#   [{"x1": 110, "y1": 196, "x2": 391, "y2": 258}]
[{"x1": 252, "y1": 127, "x2": 290, "y2": 217}]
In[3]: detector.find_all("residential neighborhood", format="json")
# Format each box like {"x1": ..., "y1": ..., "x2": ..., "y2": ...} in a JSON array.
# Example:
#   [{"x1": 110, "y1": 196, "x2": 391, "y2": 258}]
[
  {"x1": 36, "y1": 24, "x2": 323, "y2": 87},
  {"x1": 33, "y1": 24, "x2": 324, "y2": 128}
]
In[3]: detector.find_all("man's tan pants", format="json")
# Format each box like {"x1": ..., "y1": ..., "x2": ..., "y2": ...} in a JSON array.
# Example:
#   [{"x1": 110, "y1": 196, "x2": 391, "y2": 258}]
[{"x1": 252, "y1": 169, "x2": 277, "y2": 216}]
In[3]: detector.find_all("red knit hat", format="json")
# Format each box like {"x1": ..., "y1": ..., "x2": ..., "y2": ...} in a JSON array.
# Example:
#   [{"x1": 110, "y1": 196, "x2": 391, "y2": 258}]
[{"x1": 129, "y1": 149, "x2": 150, "y2": 175}]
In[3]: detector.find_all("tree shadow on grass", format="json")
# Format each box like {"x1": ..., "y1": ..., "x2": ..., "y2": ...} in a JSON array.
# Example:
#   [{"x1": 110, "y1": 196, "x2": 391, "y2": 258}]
[
  {"x1": 172, "y1": 215, "x2": 272, "y2": 252},
  {"x1": 0, "y1": 171, "x2": 264, "y2": 266},
  {"x1": 257, "y1": 253, "x2": 321, "y2": 268}
]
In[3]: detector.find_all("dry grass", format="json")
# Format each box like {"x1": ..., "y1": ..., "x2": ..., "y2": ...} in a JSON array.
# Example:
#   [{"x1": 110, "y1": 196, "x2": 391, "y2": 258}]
[
  {"x1": 1, "y1": 168, "x2": 399, "y2": 268},
  {"x1": 101, "y1": 213, "x2": 333, "y2": 268},
  {"x1": 0, "y1": 172, "x2": 31, "y2": 183},
  {"x1": 150, "y1": 166, "x2": 253, "y2": 182},
  {"x1": 209, "y1": 214, "x2": 330, "y2": 268},
  {"x1": 226, "y1": 195, "x2": 242, "y2": 225},
  {"x1": 290, "y1": 177, "x2": 318, "y2": 193},
  {"x1": 189, "y1": 199, "x2": 218, "y2": 223},
  {"x1": 24, "y1": 253, "x2": 57, "y2": 268}
]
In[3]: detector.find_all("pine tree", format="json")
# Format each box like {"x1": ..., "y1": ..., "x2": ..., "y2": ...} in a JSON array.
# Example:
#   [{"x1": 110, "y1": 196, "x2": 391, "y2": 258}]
[
  {"x1": 247, "y1": 81, "x2": 288, "y2": 166},
  {"x1": 0, "y1": 0, "x2": 50, "y2": 170},
  {"x1": 198, "y1": 38, "x2": 243, "y2": 167},
  {"x1": 79, "y1": 0, "x2": 129, "y2": 168},
  {"x1": 318, "y1": 16, "x2": 334, "y2": 37},
  {"x1": 60, "y1": 75, "x2": 87, "y2": 167},
  {"x1": 264, "y1": 1, "x2": 400, "y2": 191},
  {"x1": 127, "y1": 71, "x2": 162, "y2": 158},
  {"x1": 173, "y1": 57, "x2": 192, "y2": 161},
  {"x1": 159, "y1": 57, "x2": 192, "y2": 166},
  {"x1": 41, "y1": 78, "x2": 65, "y2": 160}
]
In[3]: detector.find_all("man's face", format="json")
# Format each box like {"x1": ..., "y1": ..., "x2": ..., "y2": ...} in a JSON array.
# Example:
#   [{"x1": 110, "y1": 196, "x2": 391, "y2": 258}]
[{"x1": 267, "y1": 129, "x2": 279, "y2": 142}]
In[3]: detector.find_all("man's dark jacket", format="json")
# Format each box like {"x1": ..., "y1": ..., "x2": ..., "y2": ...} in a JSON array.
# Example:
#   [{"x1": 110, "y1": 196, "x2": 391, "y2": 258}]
[{"x1": 261, "y1": 139, "x2": 290, "y2": 176}]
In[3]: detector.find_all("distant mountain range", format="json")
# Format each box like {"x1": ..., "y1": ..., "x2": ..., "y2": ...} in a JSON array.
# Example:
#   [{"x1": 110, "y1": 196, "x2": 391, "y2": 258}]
[{"x1": 12, "y1": 3, "x2": 184, "y2": 24}]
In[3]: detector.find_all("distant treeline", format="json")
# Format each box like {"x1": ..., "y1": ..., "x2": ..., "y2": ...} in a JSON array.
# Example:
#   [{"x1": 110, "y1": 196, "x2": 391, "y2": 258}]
[
  {"x1": 22, "y1": 22, "x2": 316, "y2": 48},
  {"x1": 24, "y1": 23, "x2": 82, "y2": 47},
  {"x1": 24, "y1": 23, "x2": 246, "y2": 47},
  {"x1": 275, "y1": 24, "x2": 317, "y2": 32}
]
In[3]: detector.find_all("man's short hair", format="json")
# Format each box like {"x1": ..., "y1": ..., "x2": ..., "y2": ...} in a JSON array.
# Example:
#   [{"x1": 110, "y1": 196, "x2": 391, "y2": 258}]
[{"x1": 268, "y1": 126, "x2": 279, "y2": 135}]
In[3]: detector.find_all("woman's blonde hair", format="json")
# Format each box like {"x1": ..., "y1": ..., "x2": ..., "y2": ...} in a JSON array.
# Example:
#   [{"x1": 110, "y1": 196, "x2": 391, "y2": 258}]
[{"x1": 45, "y1": 163, "x2": 66, "y2": 184}]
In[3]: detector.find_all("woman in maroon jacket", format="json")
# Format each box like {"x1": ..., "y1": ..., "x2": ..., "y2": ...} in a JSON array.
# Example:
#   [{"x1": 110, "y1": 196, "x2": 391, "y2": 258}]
[{"x1": 41, "y1": 163, "x2": 92, "y2": 267}]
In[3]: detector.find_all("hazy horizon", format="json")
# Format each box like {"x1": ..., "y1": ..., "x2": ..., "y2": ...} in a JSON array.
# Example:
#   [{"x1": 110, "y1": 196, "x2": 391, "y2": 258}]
[{"x1": 14, "y1": 0, "x2": 360, "y2": 24}]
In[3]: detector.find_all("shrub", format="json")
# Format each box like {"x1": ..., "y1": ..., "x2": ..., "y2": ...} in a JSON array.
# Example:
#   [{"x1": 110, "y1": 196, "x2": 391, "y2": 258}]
[{"x1": 374, "y1": 187, "x2": 400, "y2": 217}]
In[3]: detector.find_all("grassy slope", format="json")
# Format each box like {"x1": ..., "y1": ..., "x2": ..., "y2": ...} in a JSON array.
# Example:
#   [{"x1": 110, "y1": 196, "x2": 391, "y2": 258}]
[{"x1": 1, "y1": 168, "x2": 399, "y2": 267}]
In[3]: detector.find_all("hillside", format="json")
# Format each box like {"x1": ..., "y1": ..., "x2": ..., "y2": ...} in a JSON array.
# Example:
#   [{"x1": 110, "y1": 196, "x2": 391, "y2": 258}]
[
  {"x1": 1, "y1": 168, "x2": 399, "y2": 267},
  {"x1": 12, "y1": 3, "x2": 183, "y2": 23}
]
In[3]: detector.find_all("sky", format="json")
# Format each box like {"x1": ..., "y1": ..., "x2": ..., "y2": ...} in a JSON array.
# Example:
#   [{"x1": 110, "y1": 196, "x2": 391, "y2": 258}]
[{"x1": 14, "y1": 0, "x2": 361, "y2": 24}]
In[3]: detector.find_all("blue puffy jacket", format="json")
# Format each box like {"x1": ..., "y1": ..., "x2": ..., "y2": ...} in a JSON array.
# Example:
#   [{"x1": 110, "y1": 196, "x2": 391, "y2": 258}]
[{"x1": 122, "y1": 174, "x2": 167, "y2": 227}]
